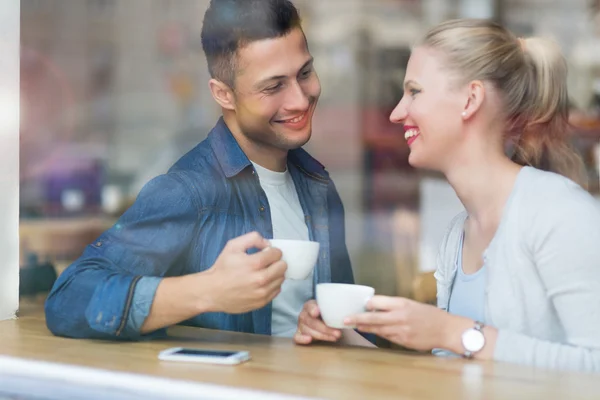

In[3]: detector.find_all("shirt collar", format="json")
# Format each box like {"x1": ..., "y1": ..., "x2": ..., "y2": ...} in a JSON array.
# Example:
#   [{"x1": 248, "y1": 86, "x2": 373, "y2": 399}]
[{"x1": 208, "y1": 117, "x2": 329, "y2": 181}]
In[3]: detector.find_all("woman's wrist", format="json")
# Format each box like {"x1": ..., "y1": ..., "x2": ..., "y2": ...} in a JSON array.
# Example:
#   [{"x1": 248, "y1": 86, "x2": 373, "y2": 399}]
[
  {"x1": 441, "y1": 314, "x2": 474, "y2": 354},
  {"x1": 441, "y1": 314, "x2": 497, "y2": 360}
]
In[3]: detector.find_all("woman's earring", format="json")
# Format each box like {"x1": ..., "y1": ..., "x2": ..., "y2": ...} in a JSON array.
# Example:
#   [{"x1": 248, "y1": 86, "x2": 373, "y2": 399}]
[{"x1": 462, "y1": 111, "x2": 467, "y2": 117}]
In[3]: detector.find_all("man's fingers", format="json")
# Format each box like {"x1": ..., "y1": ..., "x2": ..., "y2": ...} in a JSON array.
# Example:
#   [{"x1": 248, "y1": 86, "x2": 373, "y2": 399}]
[
  {"x1": 301, "y1": 311, "x2": 341, "y2": 339},
  {"x1": 262, "y1": 260, "x2": 287, "y2": 282},
  {"x1": 248, "y1": 247, "x2": 283, "y2": 270},
  {"x1": 294, "y1": 332, "x2": 313, "y2": 345},
  {"x1": 306, "y1": 301, "x2": 321, "y2": 318},
  {"x1": 225, "y1": 231, "x2": 269, "y2": 253},
  {"x1": 298, "y1": 324, "x2": 339, "y2": 342},
  {"x1": 264, "y1": 276, "x2": 285, "y2": 300}
]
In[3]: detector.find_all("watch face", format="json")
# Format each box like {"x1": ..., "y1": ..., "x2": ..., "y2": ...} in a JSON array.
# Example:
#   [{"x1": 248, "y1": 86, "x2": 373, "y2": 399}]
[{"x1": 462, "y1": 328, "x2": 485, "y2": 352}]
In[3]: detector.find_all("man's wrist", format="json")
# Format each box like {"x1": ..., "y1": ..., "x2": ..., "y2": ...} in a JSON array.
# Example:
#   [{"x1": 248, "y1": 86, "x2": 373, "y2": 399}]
[{"x1": 187, "y1": 270, "x2": 220, "y2": 314}]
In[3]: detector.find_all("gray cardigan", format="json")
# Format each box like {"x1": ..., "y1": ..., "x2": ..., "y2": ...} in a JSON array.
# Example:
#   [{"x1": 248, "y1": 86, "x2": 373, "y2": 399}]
[{"x1": 434, "y1": 167, "x2": 600, "y2": 373}]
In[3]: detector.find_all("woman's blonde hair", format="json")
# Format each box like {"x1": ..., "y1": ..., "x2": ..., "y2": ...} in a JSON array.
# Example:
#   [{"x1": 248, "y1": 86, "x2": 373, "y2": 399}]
[{"x1": 419, "y1": 19, "x2": 586, "y2": 186}]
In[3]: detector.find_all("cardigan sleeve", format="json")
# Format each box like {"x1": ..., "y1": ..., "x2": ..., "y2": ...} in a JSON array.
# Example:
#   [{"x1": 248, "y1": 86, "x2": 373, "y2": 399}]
[{"x1": 494, "y1": 174, "x2": 600, "y2": 372}]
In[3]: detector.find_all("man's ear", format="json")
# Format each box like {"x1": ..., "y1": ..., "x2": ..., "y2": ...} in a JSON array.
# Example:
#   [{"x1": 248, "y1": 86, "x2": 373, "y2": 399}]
[{"x1": 208, "y1": 79, "x2": 236, "y2": 111}]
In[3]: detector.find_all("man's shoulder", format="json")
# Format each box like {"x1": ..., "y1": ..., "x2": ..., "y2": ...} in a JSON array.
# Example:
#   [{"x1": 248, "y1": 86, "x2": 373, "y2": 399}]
[
  {"x1": 139, "y1": 137, "x2": 229, "y2": 208},
  {"x1": 167, "y1": 135, "x2": 229, "y2": 183},
  {"x1": 169, "y1": 137, "x2": 217, "y2": 174}
]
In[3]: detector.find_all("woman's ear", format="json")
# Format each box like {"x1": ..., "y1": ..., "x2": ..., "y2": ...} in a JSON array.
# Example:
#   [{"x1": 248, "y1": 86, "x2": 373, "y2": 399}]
[{"x1": 461, "y1": 80, "x2": 485, "y2": 120}]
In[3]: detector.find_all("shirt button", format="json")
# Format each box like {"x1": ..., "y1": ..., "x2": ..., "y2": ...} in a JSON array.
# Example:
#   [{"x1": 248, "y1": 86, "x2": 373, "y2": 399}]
[{"x1": 259, "y1": 206, "x2": 265, "y2": 212}]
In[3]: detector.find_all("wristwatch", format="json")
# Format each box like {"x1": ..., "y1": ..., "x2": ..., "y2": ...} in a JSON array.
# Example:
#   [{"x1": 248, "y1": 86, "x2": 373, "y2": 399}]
[{"x1": 461, "y1": 321, "x2": 485, "y2": 358}]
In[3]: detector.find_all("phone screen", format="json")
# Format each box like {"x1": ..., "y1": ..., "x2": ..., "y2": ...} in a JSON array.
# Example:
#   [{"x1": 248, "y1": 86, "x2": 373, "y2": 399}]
[{"x1": 172, "y1": 348, "x2": 239, "y2": 358}]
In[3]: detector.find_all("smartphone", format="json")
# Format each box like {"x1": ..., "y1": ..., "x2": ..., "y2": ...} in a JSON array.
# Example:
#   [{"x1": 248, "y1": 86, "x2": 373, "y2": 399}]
[{"x1": 158, "y1": 347, "x2": 251, "y2": 365}]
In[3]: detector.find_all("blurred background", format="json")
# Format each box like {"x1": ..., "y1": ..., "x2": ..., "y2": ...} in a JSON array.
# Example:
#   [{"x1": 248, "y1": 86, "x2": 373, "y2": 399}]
[{"x1": 19, "y1": 0, "x2": 600, "y2": 302}]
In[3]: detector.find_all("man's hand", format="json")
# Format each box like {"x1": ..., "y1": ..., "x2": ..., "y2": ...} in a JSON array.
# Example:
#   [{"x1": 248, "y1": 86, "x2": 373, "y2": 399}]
[
  {"x1": 294, "y1": 300, "x2": 342, "y2": 344},
  {"x1": 207, "y1": 232, "x2": 287, "y2": 314}
]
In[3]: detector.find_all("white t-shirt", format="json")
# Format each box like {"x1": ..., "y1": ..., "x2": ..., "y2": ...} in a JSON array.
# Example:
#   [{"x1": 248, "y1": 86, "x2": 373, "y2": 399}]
[{"x1": 251, "y1": 162, "x2": 313, "y2": 337}]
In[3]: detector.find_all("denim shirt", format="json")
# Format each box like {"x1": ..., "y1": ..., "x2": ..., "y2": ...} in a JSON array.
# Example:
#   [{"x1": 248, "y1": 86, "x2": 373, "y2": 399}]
[{"x1": 45, "y1": 118, "x2": 355, "y2": 340}]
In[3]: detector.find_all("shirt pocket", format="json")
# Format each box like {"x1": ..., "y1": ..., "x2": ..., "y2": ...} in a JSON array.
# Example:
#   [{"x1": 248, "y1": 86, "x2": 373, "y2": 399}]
[{"x1": 191, "y1": 211, "x2": 258, "y2": 272}]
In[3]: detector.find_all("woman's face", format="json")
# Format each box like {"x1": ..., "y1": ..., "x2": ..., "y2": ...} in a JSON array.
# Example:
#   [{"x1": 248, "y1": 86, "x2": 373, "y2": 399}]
[{"x1": 389, "y1": 46, "x2": 468, "y2": 171}]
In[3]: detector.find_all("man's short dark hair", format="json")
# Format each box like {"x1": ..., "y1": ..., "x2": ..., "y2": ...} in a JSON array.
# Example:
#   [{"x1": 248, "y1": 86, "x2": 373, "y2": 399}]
[{"x1": 201, "y1": 0, "x2": 302, "y2": 88}]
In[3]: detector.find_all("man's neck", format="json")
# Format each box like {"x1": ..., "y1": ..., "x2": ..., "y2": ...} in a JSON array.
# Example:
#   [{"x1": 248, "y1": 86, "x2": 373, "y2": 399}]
[{"x1": 223, "y1": 114, "x2": 288, "y2": 172}]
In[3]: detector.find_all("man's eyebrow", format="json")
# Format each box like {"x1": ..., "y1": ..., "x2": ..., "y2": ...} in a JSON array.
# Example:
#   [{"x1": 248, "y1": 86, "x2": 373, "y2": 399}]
[
  {"x1": 254, "y1": 58, "x2": 314, "y2": 89},
  {"x1": 298, "y1": 58, "x2": 314, "y2": 72}
]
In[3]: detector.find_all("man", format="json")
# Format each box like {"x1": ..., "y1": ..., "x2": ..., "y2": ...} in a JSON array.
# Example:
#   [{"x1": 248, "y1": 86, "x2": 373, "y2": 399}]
[{"x1": 45, "y1": 0, "x2": 371, "y2": 346}]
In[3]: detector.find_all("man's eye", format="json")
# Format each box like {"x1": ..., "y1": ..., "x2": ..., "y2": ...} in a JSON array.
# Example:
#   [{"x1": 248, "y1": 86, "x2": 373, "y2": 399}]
[
  {"x1": 300, "y1": 68, "x2": 312, "y2": 79},
  {"x1": 265, "y1": 83, "x2": 283, "y2": 92}
]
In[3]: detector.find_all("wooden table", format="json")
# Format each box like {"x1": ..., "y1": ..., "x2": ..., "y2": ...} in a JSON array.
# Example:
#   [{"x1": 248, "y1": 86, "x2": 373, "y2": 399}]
[{"x1": 0, "y1": 303, "x2": 599, "y2": 400}]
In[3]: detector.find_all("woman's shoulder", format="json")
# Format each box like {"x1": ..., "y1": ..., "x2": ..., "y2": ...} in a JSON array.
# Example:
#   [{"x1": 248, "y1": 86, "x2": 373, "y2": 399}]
[
  {"x1": 518, "y1": 167, "x2": 596, "y2": 209},
  {"x1": 516, "y1": 167, "x2": 600, "y2": 232}
]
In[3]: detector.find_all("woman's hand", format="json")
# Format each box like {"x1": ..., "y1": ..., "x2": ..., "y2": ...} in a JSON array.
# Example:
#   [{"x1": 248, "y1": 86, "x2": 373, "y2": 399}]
[{"x1": 344, "y1": 295, "x2": 453, "y2": 351}]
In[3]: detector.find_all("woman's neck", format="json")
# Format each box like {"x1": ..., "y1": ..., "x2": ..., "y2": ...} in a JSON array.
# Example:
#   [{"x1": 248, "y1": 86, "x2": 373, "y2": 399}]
[{"x1": 444, "y1": 150, "x2": 523, "y2": 230}]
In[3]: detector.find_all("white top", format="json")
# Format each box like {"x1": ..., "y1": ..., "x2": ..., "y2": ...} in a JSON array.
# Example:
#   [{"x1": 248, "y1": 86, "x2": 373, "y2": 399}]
[
  {"x1": 447, "y1": 232, "x2": 487, "y2": 323},
  {"x1": 435, "y1": 167, "x2": 600, "y2": 372},
  {"x1": 251, "y1": 162, "x2": 313, "y2": 338}
]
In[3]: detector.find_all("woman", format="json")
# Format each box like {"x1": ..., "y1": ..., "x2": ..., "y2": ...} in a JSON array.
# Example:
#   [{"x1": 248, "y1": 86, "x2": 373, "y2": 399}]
[{"x1": 324, "y1": 19, "x2": 600, "y2": 372}]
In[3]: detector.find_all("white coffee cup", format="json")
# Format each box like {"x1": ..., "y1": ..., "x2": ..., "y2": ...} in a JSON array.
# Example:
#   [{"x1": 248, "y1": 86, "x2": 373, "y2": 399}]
[
  {"x1": 316, "y1": 283, "x2": 375, "y2": 329},
  {"x1": 269, "y1": 239, "x2": 320, "y2": 280}
]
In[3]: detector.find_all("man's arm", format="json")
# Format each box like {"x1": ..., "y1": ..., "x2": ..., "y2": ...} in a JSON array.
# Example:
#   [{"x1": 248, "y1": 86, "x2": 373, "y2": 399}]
[
  {"x1": 45, "y1": 173, "x2": 201, "y2": 340},
  {"x1": 138, "y1": 234, "x2": 286, "y2": 334},
  {"x1": 134, "y1": 274, "x2": 215, "y2": 335},
  {"x1": 46, "y1": 168, "x2": 287, "y2": 340}
]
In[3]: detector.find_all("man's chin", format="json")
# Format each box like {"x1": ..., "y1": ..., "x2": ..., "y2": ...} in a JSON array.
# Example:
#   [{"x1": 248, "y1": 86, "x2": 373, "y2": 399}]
[{"x1": 275, "y1": 129, "x2": 312, "y2": 150}]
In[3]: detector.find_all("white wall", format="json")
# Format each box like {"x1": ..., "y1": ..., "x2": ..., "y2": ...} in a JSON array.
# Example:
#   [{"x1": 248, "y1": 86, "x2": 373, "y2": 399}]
[
  {"x1": 458, "y1": 0, "x2": 496, "y2": 18},
  {"x1": 0, "y1": 0, "x2": 20, "y2": 320}
]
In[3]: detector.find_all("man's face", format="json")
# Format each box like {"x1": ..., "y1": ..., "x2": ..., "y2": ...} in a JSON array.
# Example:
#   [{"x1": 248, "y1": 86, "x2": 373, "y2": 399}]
[{"x1": 229, "y1": 27, "x2": 321, "y2": 151}]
